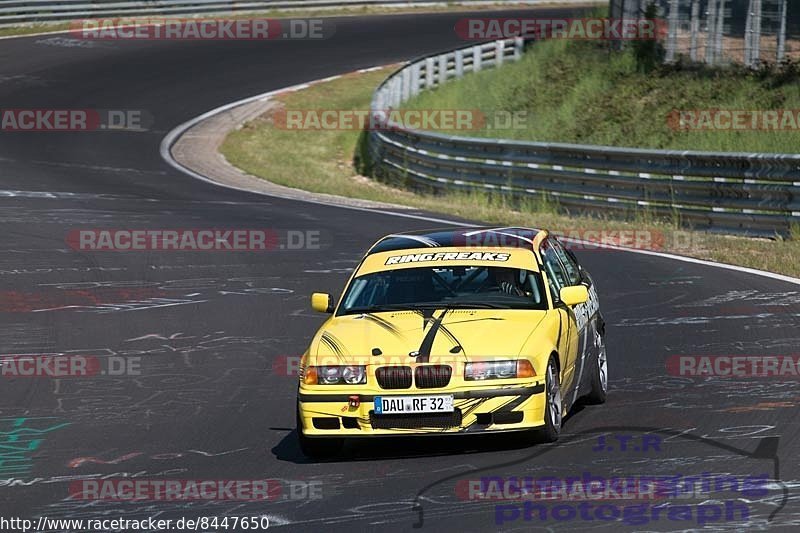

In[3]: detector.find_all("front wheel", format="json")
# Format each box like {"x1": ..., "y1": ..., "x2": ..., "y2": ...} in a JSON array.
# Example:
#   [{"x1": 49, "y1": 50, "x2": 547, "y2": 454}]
[
  {"x1": 296, "y1": 404, "x2": 343, "y2": 459},
  {"x1": 533, "y1": 355, "x2": 562, "y2": 443}
]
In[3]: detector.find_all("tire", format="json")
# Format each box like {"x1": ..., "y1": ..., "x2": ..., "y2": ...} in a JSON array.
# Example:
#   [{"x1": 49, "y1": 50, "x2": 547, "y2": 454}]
[
  {"x1": 533, "y1": 355, "x2": 563, "y2": 443},
  {"x1": 584, "y1": 328, "x2": 608, "y2": 404},
  {"x1": 296, "y1": 404, "x2": 343, "y2": 459}
]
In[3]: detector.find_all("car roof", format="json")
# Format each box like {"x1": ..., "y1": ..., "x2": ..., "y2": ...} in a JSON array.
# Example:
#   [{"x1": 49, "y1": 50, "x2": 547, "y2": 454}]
[{"x1": 367, "y1": 227, "x2": 546, "y2": 254}]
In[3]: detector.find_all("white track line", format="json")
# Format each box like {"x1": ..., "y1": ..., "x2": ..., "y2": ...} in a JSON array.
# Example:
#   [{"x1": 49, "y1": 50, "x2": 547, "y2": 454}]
[{"x1": 160, "y1": 70, "x2": 800, "y2": 287}]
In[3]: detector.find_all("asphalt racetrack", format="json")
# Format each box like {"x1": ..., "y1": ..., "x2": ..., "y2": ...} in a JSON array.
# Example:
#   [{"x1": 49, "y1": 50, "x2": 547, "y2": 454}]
[{"x1": 0, "y1": 7, "x2": 798, "y2": 532}]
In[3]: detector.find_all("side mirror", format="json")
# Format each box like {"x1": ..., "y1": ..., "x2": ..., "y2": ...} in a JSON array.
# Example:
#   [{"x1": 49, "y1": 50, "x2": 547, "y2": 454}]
[
  {"x1": 311, "y1": 293, "x2": 335, "y2": 313},
  {"x1": 560, "y1": 285, "x2": 589, "y2": 307}
]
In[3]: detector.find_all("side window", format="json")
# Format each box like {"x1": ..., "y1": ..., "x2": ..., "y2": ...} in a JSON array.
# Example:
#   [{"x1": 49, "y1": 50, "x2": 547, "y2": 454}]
[
  {"x1": 551, "y1": 239, "x2": 581, "y2": 286},
  {"x1": 540, "y1": 240, "x2": 568, "y2": 303}
]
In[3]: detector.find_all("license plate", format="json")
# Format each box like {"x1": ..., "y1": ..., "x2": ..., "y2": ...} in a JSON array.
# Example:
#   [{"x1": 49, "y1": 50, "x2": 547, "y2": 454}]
[{"x1": 374, "y1": 395, "x2": 454, "y2": 415}]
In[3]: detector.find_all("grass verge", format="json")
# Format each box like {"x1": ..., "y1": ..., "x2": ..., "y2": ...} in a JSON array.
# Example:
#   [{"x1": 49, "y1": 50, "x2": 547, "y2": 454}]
[
  {"x1": 402, "y1": 38, "x2": 800, "y2": 152},
  {"x1": 220, "y1": 65, "x2": 800, "y2": 278}
]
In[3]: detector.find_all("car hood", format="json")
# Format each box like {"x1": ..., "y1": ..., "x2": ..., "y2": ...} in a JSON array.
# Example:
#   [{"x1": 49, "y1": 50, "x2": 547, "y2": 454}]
[{"x1": 310, "y1": 308, "x2": 547, "y2": 363}]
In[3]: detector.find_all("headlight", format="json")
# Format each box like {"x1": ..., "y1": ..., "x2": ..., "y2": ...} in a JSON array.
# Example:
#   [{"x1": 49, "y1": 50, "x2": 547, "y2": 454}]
[
  {"x1": 320, "y1": 366, "x2": 342, "y2": 384},
  {"x1": 464, "y1": 360, "x2": 535, "y2": 380},
  {"x1": 305, "y1": 365, "x2": 367, "y2": 385},
  {"x1": 341, "y1": 366, "x2": 366, "y2": 384}
]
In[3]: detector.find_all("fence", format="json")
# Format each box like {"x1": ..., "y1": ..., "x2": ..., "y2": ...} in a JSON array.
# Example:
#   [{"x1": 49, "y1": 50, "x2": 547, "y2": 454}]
[
  {"x1": 610, "y1": 0, "x2": 797, "y2": 66},
  {"x1": 367, "y1": 38, "x2": 800, "y2": 237}
]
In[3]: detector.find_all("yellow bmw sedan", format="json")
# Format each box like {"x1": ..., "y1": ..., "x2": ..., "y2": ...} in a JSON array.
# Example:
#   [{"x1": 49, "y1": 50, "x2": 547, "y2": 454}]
[{"x1": 296, "y1": 227, "x2": 606, "y2": 458}]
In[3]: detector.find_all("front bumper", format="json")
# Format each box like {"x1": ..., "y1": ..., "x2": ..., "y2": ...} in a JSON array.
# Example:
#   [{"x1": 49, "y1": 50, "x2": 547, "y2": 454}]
[{"x1": 297, "y1": 382, "x2": 546, "y2": 438}]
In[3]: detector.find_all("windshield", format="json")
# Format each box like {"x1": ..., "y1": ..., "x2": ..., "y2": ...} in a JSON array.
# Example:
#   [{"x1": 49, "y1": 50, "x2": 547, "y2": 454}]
[{"x1": 338, "y1": 265, "x2": 548, "y2": 315}]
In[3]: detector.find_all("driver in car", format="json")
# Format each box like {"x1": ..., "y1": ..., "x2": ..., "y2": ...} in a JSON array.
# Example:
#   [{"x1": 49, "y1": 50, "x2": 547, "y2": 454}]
[{"x1": 494, "y1": 268, "x2": 526, "y2": 296}]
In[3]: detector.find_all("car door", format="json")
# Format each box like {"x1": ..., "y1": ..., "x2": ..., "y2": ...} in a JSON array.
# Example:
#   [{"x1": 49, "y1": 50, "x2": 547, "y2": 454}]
[
  {"x1": 539, "y1": 238, "x2": 579, "y2": 393},
  {"x1": 551, "y1": 237, "x2": 601, "y2": 401}
]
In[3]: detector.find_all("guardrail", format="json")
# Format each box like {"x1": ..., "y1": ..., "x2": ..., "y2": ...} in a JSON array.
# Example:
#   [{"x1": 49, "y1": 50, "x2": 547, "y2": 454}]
[
  {"x1": 367, "y1": 38, "x2": 800, "y2": 237},
  {"x1": 0, "y1": 0, "x2": 591, "y2": 27}
]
